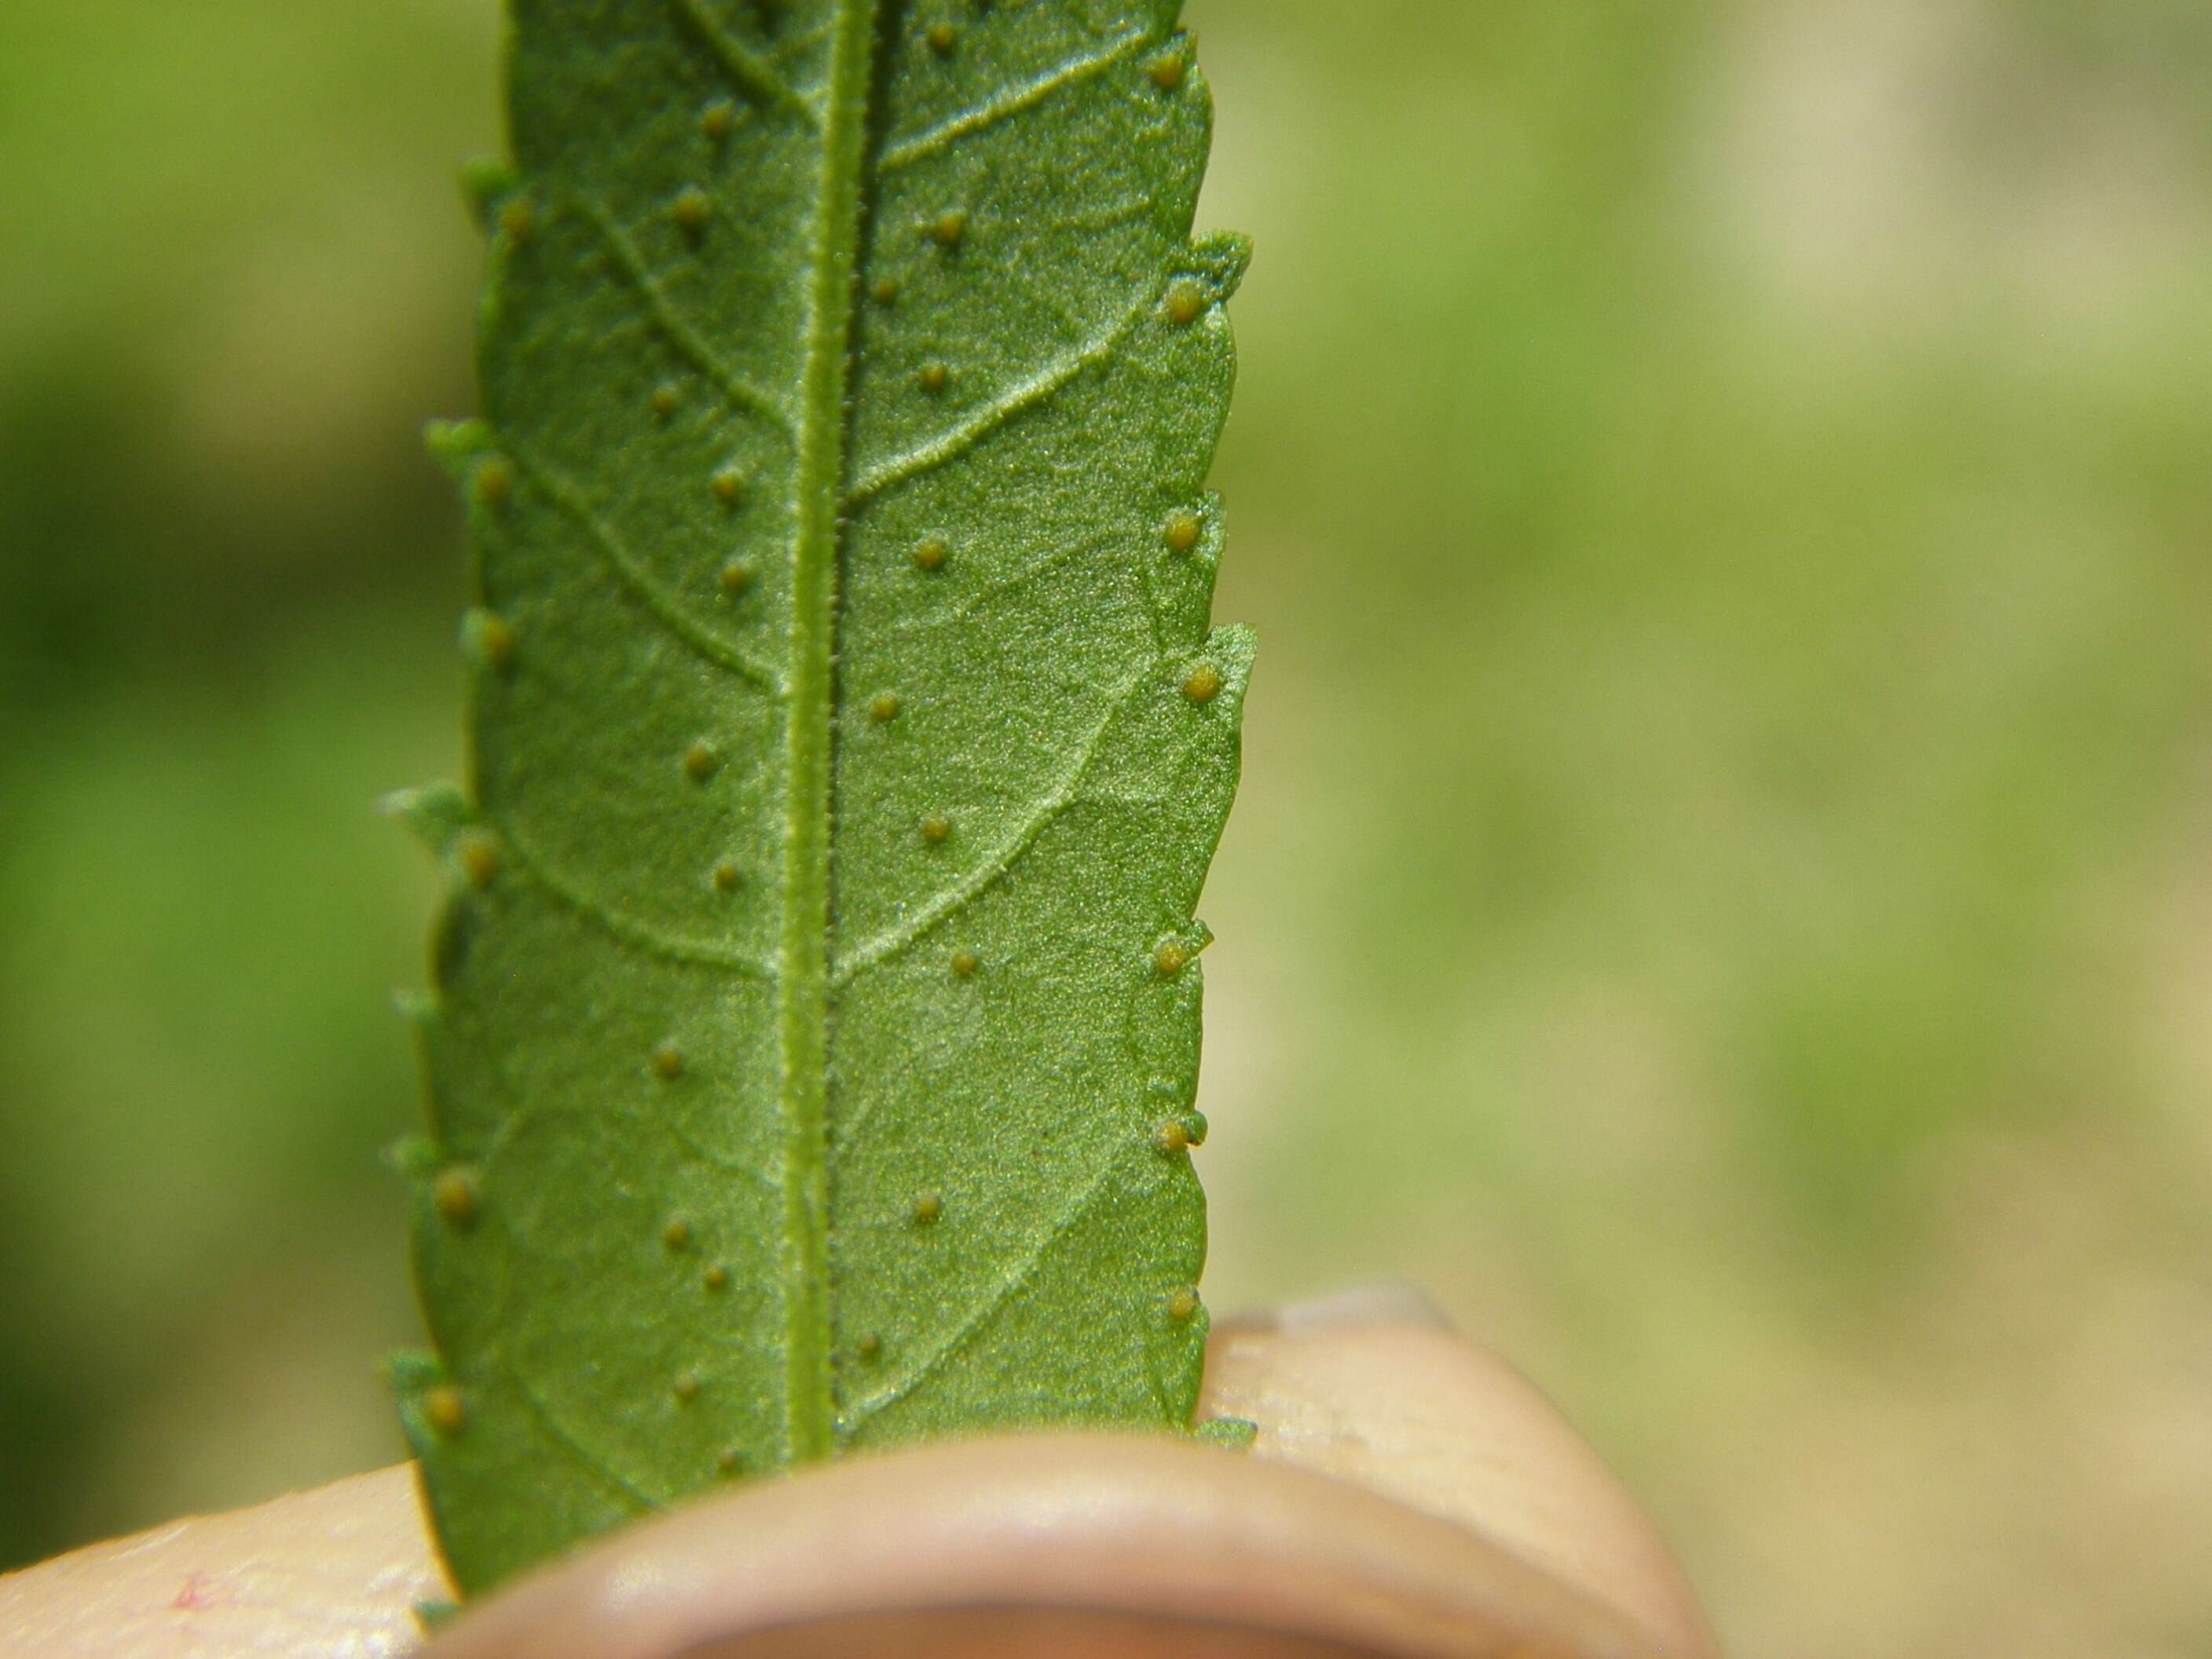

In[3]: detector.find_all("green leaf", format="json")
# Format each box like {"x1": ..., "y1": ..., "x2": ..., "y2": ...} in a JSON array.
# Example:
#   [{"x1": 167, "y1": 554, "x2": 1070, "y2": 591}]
[{"x1": 392, "y1": 0, "x2": 1248, "y2": 1596}]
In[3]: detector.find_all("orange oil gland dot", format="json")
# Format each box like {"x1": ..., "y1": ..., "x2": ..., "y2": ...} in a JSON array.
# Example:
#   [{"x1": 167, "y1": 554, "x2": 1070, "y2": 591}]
[
  {"x1": 856, "y1": 1334, "x2": 884, "y2": 1361},
  {"x1": 1181, "y1": 661, "x2": 1223, "y2": 704},
  {"x1": 1151, "y1": 52, "x2": 1188, "y2": 90},
  {"x1": 1166, "y1": 1287, "x2": 1200, "y2": 1323},
  {"x1": 720, "y1": 560, "x2": 754, "y2": 595},
  {"x1": 950, "y1": 948, "x2": 980, "y2": 979},
  {"x1": 434, "y1": 1168, "x2": 479, "y2": 1226},
  {"x1": 672, "y1": 1371, "x2": 700, "y2": 1403},
  {"x1": 669, "y1": 187, "x2": 712, "y2": 234},
  {"x1": 1164, "y1": 279, "x2": 1207, "y2": 326},
  {"x1": 684, "y1": 742, "x2": 719, "y2": 782},
  {"x1": 471, "y1": 456, "x2": 515, "y2": 510},
  {"x1": 711, "y1": 859, "x2": 742, "y2": 893},
  {"x1": 455, "y1": 830, "x2": 501, "y2": 889},
  {"x1": 498, "y1": 196, "x2": 535, "y2": 244},
  {"x1": 716, "y1": 1448, "x2": 743, "y2": 1476},
  {"x1": 920, "y1": 814, "x2": 951, "y2": 844},
  {"x1": 1163, "y1": 509, "x2": 1203, "y2": 555},
  {"x1": 913, "y1": 535, "x2": 950, "y2": 571},
  {"x1": 1153, "y1": 937, "x2": 1191, "y2": 976},
  {"x1": 463, "y1": 609, "x2": 515, "y2": 673},
  {"x1": 932, "y1": 209, "x2": 967, "y2": 247},
  {"x1": 652, "y1": 1042, "x2": 685, "y2": 1079},
  {"x1": 919, "y1": 361, "x2": 950, "y2": 394},
  {"x1": 871, "y1": 275, "x2": 900, "y2": 305},
  {"x1": 651, "y1": 382, "x2": 683, "y2": 419},
  {"x1": 663, "y1": 1218, "x2": 693, "y2": 1251},
  {"x1": 927, "y1": 22, "x2": 957, "y2": 53},
  {"x1": 913, "y1": 1191, "x2": 943, "y2": 1223},
  {"x1": 869, "y1": 691, "x2": 902, "y2": 723},
  {"x1": 701, "y1": 1263, "x2": 730, "y2": 1291},
  {"x1": 423, "y1": 1385, "x2": 467, "y2": 1435},
  {"x1": 701, "y1": 100, "x2": 736, "y2": 140},
  {"x1": 1152, "y1": 1119, "x2": 1188, "y2": 1156},
  {"x1": 711, "y1": 466, "x2": 745, "y2": 505}
]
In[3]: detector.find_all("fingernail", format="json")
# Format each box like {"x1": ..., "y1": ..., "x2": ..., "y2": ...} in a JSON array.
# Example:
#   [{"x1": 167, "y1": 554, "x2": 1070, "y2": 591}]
[{"x1": 420, "y1": 1434, "x2": 1654, "y2": 1659}]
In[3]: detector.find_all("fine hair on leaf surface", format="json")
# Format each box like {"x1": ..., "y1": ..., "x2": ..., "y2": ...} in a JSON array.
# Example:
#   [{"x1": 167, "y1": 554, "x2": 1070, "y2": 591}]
[{"x1": 387, "y1": 0, "x2": 1250, "y2": 1596}]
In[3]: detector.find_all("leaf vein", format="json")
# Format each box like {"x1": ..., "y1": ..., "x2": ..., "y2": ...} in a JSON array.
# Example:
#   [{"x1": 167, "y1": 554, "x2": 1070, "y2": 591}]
[
  {"x1": 875, "y1": 27, "x2": 1155, "y2": 175},
  {"x1": 584, "y1": 202, "x2": 794, "y2": 436},
  {"x1": 843, "y1": 283, "x2": 1162, "y2": 508},
  {"x1": 495, "y1": 815, "x2": 775, "y2": 978},
  {"x1": 668, "y1": 0, "x2": 822, "y2": 128},
  {"x1": 829, "y1": 670, "x2": 1149, "y2": 988},
  {"x1": 504, "y1": 1364, "x2": 663, "y2": 1512},
  {"x1": 840, "y1": 1159, "x2": 1122, "y2": 1428},
  {"x1": 507, "y1": 441, "x2": 784, "y2": 693}
]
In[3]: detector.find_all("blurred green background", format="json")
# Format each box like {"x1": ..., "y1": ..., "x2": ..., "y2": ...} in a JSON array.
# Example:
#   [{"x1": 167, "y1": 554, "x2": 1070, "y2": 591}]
[{"x1": 5, "y1": 2, "x2": 2211, "y2": 1652}]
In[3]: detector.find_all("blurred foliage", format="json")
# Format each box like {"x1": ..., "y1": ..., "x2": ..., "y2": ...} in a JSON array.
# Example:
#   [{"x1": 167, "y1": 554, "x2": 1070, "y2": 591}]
[{"x1": 4, "y1": 2, "x2": 2210, "y2": 1653}]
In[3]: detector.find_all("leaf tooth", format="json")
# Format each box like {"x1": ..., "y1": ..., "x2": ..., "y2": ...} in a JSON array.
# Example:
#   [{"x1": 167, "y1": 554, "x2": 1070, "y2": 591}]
[
  {"x1": 390, "y1": 987, "x2": 439, "y2": 1026},
  {"x1": 457, "y1": 156, "x2": 518, "y2": 229},
  {"x1": 384, "y1": 1349, "x2": 444, "y2": 1394},
  {"x1": 380, "y1": 783, "x2": 472, "y2": 856},
  {"x1": 388, "y1": 1353, "x2": 469, "y2": 1441},
  {"x1": 383, "y1": 1133, "x2": 441, "y2": 1180},
  {"x1": 1150, "y1": 919, "x2": 1214, "y2": 980},
  {"x1": 1185, "y1": 230, "x2": 1254, "y2": 302},
  {"x1": 422, "y1": 418, "x2": 494, "y2": 480}
]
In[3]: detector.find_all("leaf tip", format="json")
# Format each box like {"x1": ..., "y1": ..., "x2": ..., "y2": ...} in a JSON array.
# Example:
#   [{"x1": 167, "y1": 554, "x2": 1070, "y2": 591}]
[{"x1": 1192, "y1": 1416, "x2": 1258, "y2": 1452}]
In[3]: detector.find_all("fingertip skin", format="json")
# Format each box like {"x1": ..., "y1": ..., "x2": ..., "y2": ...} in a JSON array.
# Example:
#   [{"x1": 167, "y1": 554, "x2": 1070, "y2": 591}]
[
  {"x1": 0, "y1": 1466, "x2": 446, "y2": 1659},
  {"x1": 0, "y1": 1322, "x2": 1716, "y2": 1659}
]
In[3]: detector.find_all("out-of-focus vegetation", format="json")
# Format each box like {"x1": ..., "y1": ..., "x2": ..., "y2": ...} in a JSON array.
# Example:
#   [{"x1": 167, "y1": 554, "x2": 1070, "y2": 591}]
[{"x1": 3, "y1": 2, "x2": 2210, "y2": 1652}]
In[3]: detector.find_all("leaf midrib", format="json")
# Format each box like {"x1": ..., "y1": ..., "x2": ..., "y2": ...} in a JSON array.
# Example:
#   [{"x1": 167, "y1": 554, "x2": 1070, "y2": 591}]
[{"x1": 773, "y1": 0, "x2": 878, "y2": 1467}]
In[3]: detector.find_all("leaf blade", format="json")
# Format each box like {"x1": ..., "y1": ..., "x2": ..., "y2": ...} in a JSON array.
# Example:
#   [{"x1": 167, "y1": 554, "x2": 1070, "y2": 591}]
[{"x1": 398, "y1": 0, "x2": 1247, "y2": 1595}]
